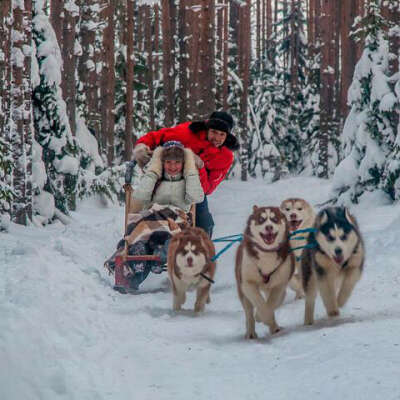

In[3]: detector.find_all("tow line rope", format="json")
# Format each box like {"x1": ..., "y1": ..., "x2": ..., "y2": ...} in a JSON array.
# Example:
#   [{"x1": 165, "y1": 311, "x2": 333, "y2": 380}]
[{"x1": 210, "y1": 228, "x2": 319, "y2": 262}]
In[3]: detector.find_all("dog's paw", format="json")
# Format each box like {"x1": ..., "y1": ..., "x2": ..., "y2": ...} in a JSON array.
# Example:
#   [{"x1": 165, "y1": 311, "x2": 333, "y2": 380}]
[
  {"x1": 245, "y1": 331, "x2": 258, "y2": 340},
  {"x1": 328, "y1": 309, "x2": 340, "y2": 317},
  {"x1": 194, "y1": 304, "x2": 205, "y2": 313},
  {"x1": 270, "y1": 325, "x2": 282, "y2": 335}
]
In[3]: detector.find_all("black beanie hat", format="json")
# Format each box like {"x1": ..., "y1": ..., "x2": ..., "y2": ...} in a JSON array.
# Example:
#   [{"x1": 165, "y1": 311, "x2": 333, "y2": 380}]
[
  {"x1": 188, "y1": 111, "x2": 239, "y2": 151},
  {"x1": 206, "y1": 111, "x2": 234, "y2": 134}
]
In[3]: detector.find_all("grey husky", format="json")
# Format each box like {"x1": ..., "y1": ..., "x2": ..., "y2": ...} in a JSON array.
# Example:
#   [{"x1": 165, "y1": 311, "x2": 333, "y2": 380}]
[{"x1": 301, "y1": 207, "x2": 364, "y2": 325}]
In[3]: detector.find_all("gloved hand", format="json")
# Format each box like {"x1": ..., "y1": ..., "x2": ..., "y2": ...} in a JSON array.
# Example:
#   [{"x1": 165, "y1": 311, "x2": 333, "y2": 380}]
[
  {"x1": 194, "y1": 154, "x2": 204, "y2": 169},
  {"x1": 183, "y1": 148, "x2": 199, "y2": 176},
  {"x1": 146, "y1": 147, "x2": 163, "y2": 178},
  {"x1": 133, "y1": 143, "x2": 153, "y2": 168}
]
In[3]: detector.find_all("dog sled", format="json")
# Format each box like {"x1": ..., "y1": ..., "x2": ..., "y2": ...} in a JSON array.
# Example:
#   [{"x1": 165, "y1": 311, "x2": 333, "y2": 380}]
[{"x1": 104, "y1": 161, "x2": 196, "y2": 293}]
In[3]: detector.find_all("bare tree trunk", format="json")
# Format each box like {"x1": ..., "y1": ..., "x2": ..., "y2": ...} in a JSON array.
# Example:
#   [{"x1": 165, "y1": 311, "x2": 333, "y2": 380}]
[
  {"x1": 101, "y1": 0, "x2": 116, "y2": 165},
  {"x1": 50, "y1": 0, "x2": 63, "y2": 47},
  {"x1": 178, "y1": 0, "x2": 188, "y2": 121},
  {"x1": 333, "y1": 0, "x2": 342, "y2": 131},
  {"x1": 79, "y1": 0, "x2": 99, "y2": 136},
  {"x1": 199, "y1": 0, "x2": 216, "y2": 116},
  {"x1": 0, "y1": 1, "x2": 11, "y2": 139},
  {"x1": 154, "y1": 4, "x2": 160, "y2": 81},
  {"x1": 256, "y1": 0, "x2": 261, "y2": 68},
  {"x1": 11, "y1": 0, "x2": 32, "y2": 224},
  {"x1": 62, "y1": 0, "x2": 79, "y2": 135},
  {"x1": 355, "y1": 0, "x2": 365, "y2": 61},
  {"x1": 318, "y1": 0, "x2": 334, "y2": 178},
  {"x1": 308, "y1": 0, "x2": 315, "y2": 55},
  {"x1": 188, "y1": 0, "x2": 201, "y2": 118},
  {"x1": 125, "y1": 0, "x2": 135, "y2": 160},
  {"x1": 239, "y1": 0, "x2": 251, "y2": 181},
  {"x1": 222, "y1": 0, "x2": 229, "y2": 109},
  {"x1": 340, "y1": 0, "x2": 357, "y2": 118},
  {"x1": 145, "y1": 5, "x2": 155, "y2": 130},
  {"x1": 290, "y1": 0, "x2": 299, "y2": 94},
  {"x1": 161, "y1": 0, "x2": 174, "y2": 125}
]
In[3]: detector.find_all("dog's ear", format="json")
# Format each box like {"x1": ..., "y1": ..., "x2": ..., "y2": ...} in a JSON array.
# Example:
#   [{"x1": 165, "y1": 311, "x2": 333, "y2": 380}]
[
  {"x1": 344, "y1": 207, "x2": 355, "y2": 225},
  {"x1": 320, "y1": 210, "x2": 329, "y2": 225},
  {"x1": 253, "y1": 205, "x2": 258, "y2": 213}
]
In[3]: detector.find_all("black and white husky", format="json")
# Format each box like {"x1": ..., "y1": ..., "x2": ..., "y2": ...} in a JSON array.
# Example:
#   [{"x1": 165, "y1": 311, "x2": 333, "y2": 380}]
[{"x1": 301, "y1": 207, "x2": 365, "y2": 325}]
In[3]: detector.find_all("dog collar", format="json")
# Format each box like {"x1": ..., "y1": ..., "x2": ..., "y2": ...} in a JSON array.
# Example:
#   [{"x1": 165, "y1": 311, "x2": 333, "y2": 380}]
[{"x1": 258, "y1": 259, "x2": 284, "y2": 284}]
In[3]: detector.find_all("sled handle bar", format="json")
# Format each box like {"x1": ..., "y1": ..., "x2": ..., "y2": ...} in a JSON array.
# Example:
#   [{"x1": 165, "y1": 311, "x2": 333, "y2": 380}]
[{"x1": 125, "y1": 160, "x2": 137, "y2": 185}]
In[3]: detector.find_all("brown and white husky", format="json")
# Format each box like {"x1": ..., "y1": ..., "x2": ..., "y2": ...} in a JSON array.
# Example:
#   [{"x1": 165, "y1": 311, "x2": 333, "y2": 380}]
[
  {"x1": 167, "y1": 227, "x2": 216, "y2": 312},
  {"x1": 280, "y1": 198, "x2": 316, "y2": 299},
  {"x1": 235, "y1": 206, "x2": 294, "y2": 339}
]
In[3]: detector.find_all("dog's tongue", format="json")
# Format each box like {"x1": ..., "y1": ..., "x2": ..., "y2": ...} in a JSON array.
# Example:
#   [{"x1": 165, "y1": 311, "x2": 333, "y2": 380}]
[
  {"x1": 290, "y1": 220, "x2": 301, "y2": 231},
  {"x1": 262, "y1": 232, "x2": 276, "y2": 245},
  {"x1": 333, "y1": 255, "x2": 344, "y2": 265}
]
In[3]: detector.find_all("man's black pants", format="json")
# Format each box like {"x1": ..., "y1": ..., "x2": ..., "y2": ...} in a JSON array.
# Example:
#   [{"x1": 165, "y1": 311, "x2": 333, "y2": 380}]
[{"x1": 195, "y1": 196, "x2": 215, "y2": 238}]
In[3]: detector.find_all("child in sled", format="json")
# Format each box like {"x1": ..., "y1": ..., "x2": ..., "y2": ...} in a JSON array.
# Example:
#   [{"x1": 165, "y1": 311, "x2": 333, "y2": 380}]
[{"x1": 111, "y1": 141, "x2": 204, "y2": 293}]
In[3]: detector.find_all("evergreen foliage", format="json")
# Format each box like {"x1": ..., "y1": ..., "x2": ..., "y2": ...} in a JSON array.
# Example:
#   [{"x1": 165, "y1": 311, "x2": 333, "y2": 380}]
[
  {"x1": 0, "y1": 136, "x2": 14, "y2": 229},
  {"x1": 331, "y1": 0, "x2": 397, "y2": 204},
  {"x1": 32, "y1": 7, "x2": 80, "y2": 214}
]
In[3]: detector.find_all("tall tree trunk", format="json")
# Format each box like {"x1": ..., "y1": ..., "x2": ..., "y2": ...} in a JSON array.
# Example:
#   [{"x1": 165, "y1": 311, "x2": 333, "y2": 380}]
[
  {"x1": 222, "y1": 0, "x2": 229, "y2": 110},
  {"x1": 125, "y1": 0, "x2": 135, "y2": 159},
  {"x1": 239, "y1": 0, "x2": 251, "y2": 181},
  {"x1": 178, "y1": 0, "x2": 188, "y2": 121},
  {"x1": 78, "y1": 0, "x2": 99, "y2": 136},
  {"x1": 145, "y1": 5, "x2": 155, "y2": 130},
  {"x1": 161, "y1": 0, "x2": 174, "y2": 125},
  {"x1": 0, "y1": 1, "x2": 11, "y2": 139},
  {"x1": 318, "y1": 0, "x2": 334, "y2": 178},
  {"x1": 355, "y1": 0, "x2": 365, "y2": 61},
  {"x1": 50, "y1": 0, "x2": 63, "y2": 47},
  {"x1": 101, "y1": 0, "x2": 116, "y2": 165},
  {"x1": 340, "y1": 0, "x2": 357, "y2": 118},
  {"x1": 154, "y1": 4, "x2": 160, "y2": 81},
  {"x1": 256, "y1": 0, "x2": 261, "y2": 69},
  {"x1": 11, "y1": 0, "x2": 32, "y2": 224},
  {"x1": 290, "y1": 0, "x2": 299, "y2": 94},
  {"x1": 62, "y1": 0, "x2": 79, "y2": 135},
  {"x1": 199, "y1": 0, "x2": 216, "y2": 116}
]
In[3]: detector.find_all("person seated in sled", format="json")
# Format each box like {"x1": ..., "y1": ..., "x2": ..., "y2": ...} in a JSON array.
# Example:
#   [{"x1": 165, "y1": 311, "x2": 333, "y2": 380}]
[
  {"x1": 113, "y1": 140, "x2": 204, "y2": 293},
  {"x1": 132, "y1": 111, "x2": 239, "y2": 237}
]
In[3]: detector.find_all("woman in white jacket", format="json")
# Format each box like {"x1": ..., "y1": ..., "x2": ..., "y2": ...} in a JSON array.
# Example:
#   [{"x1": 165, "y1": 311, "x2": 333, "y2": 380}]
[
  {"x1": 115, "y1": 141, "x2": 204, "y2": 293},
  {"x1": 134, "y1": 140, "x2": 204, "y2": 212}
]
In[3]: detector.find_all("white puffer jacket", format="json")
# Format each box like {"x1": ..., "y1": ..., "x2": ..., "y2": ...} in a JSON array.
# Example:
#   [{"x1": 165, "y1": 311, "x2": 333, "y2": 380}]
[{"x1": 134, "y1": 147, "x2": 204, "y2": 212}]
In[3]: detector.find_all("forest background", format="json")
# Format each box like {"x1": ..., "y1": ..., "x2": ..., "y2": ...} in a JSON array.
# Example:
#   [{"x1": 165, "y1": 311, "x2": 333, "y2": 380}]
[{"x1": 0, "y1": 0, "x2": 399, "y2": 229}]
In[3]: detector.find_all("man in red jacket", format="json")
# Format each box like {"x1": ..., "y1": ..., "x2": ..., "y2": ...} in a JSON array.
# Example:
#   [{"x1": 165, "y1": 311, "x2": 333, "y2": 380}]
[{"x1": 133, "y1": 111, "x2": 239, "y2": 237}]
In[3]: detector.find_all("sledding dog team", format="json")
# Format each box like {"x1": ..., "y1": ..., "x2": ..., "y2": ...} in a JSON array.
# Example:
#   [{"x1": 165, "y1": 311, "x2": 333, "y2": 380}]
[{"x1": 107, "y1": 110, "x2": 365, "y2": 339}]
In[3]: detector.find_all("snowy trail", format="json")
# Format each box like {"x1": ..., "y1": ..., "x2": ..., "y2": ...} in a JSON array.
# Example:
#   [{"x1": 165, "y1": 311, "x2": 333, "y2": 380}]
[{"x1": 1, "y1": 177, "x2": 400, "y2": 400}]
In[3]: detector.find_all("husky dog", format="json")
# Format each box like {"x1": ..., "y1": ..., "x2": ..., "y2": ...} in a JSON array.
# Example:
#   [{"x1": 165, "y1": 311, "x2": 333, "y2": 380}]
[
  {"x1": 301, "y1": 207, "x2": 364, "y2": 325},
  {"x1": 167, "y1": 227, "x2": 216, "y2": 312},
  {"x1": 280, "y1": 198, "x2": 316, "y2": 299},
  {"x1": 235, "y1": 206, "x2": 294, "y2": 339}
]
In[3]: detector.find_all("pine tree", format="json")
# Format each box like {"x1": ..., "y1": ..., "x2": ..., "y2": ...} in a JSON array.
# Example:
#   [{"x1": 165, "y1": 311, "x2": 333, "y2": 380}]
[
  {"x1": 331, "y1": 0, "x2": 397, "y2": 204},
  {"x1": 32, "y1": 0, "x2": 81, "y2": 215}
]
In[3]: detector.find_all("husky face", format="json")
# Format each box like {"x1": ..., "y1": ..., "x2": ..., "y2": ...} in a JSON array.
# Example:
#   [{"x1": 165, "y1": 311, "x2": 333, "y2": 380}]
[
  {"x1": 175, "y1": 237, "x2": 207, "y2": 276},
  {"x1": 280, "y1": 198, "x2": 315, "y2": 232},
  {"x1": 315, "y1": 208, "x2": 359, "y2": 266},
  {"x1": 247, "y1": 206, "x2": 287, "y2": 250}
]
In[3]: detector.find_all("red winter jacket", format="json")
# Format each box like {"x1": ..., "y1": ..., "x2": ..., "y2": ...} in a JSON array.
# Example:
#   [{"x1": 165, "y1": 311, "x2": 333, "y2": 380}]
[{"x1": 135, "y1": 122, "x2": 234, "y2": 195}]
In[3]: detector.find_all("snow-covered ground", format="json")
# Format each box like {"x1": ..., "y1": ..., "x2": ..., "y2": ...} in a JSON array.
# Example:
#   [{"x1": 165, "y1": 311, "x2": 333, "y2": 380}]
[{"x1": 1, "y1": 177, "x2": 400, "y2": 400}]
